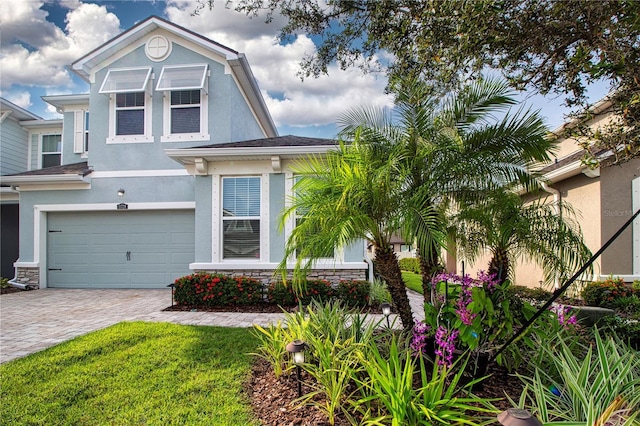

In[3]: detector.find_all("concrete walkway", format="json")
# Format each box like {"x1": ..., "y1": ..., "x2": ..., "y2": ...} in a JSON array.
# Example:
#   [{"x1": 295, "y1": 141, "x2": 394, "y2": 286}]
[{"x1": 0, "y1": 288, "x2": 425, "y2": 364}]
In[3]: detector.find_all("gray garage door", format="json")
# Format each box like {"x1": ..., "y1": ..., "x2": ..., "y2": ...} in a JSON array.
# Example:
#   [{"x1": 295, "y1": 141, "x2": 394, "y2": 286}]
[{"x1": 47, "y1": 210, "x2": 195, "y2": 288}]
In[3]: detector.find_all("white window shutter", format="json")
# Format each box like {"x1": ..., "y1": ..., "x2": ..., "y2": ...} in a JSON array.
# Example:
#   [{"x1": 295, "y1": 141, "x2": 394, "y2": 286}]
[{"x1": 73, "y1": 110, "x2": 84, "y2": 153}]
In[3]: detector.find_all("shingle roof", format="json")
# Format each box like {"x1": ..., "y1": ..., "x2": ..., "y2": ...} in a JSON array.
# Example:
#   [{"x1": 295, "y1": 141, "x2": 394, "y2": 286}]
[
  {"x1": 4, "y1": 162, "x2": 92, "y2": 177},
  {"x1": 537, "y1": 151, "x2": 584, "y2": 174},
  {"x1": 193, "y1": 135, "x2": 338, "y2": 149}
]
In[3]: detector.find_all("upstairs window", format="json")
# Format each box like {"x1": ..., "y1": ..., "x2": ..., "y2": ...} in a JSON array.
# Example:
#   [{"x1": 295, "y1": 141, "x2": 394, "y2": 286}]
[
  {"x1": 42, "y1": 134, "x2": 62, "y2": 168},
  {"x1": 116, "y1": 92, "x2": 145, "y2": 135},
  {"x1": 157, "y1": 64, "x2": 209, "y2": 142},
  {"x1": 99, "y1": 67, "x2": 153, "y2": 143},
  {"x1": 171, "y1": 90, "x2": 200, "y2": 134}
]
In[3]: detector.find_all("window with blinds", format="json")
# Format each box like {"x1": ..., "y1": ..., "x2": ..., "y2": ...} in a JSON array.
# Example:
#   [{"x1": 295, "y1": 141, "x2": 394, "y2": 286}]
[
  {"x1": 115, "y1": 92, "x2": 145, "y2": 135},
  {"x1": 222, "y1": 177, "x2": 261, "y2": 259},
  {"x1": 170, "y1": 90, "x2": 200, "y2": 134},
  {"x1": 42, "y1": 134, "x2": 62, "y2": 168}
]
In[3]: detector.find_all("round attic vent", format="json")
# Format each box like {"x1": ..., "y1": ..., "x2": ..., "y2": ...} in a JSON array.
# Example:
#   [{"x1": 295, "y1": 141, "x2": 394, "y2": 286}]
[{"x1": 145, "y1": 35, "x2": 171, "y2": 61}]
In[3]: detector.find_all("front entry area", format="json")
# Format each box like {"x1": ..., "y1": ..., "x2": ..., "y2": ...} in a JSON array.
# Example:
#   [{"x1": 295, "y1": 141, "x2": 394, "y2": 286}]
[{"x1": 47, "y1": 210, "x2": 195, "y2": 288}]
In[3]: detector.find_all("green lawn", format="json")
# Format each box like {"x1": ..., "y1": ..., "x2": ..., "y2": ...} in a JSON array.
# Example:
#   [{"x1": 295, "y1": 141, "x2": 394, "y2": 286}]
[
  {"x1": 402, "y1": 271, "x2": 424, "y2": 294},
  {"x1": 0, "y1": 322, "x2": 259, "y2": 426}
]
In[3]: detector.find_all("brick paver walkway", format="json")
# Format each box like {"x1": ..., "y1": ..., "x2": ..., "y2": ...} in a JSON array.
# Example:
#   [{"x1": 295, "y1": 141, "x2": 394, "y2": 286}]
[{"x1": 0, "y1": 288, "x2": 424, "y2": 364}]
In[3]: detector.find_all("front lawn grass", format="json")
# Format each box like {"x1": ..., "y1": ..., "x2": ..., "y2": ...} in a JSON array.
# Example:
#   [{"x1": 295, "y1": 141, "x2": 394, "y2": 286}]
[
  {"x1": 402, "y1": 270, "x2": 424, "y2": 294},
  {"x1": 0, "y1": 322, "x2": 259, "y2": 425}
]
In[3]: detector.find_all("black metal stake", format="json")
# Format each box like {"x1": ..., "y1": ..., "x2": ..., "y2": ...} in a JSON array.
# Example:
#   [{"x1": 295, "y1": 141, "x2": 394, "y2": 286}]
[
  {"x1": 296, "y1": 365, "x2": 302, "y2": 398},
  {"x1": 492, "y1": 208, "x2": 640, "y2": 362}
]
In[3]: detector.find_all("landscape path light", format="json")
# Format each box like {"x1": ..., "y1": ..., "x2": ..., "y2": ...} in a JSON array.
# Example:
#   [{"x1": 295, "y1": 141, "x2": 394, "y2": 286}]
[
  {"x1": 167, "y1": 283, "x2": 175, "y2": 307},
  {"x1": 497, "y1": 409, "x2": 543, "y2": 426},
  {"x1": 286, "y1": 340, "x2": 307, "y2": 397},
  {"x1": 380, "y1": 302, "x2": 392, "y2": 329}
]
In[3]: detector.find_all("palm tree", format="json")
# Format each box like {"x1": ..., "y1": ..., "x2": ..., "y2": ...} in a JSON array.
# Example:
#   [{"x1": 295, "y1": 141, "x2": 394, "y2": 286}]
[
  {"x1": 451, "y1": 188, "x2": 593, "y2": 287},
  {"x1": 340, "y1": 77, "x2": 554, "y2": 304},
  {"x1": 278, "y1": 135, "x2": 437, "y2": 329}
]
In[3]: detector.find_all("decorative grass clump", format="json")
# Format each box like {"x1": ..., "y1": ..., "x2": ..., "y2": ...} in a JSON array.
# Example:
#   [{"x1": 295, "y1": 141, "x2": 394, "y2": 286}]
[{"x1": 0, "y1": 322, "x2": 259, "y2": 426}]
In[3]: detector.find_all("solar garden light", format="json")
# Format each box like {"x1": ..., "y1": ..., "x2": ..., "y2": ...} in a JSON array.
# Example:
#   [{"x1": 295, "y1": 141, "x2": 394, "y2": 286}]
[
  {"x1": 497, "y1": 409, "x2": 543, "y2": 426},
  {"x1": 167, "y1": 283, "x2": 175, "y2": 307},
  {"x1": 286, "y1": 340, "x2": 307, "y2": 398},
  {"x1": 380, "y1": 302, "x2": 392, "y2": 329}
]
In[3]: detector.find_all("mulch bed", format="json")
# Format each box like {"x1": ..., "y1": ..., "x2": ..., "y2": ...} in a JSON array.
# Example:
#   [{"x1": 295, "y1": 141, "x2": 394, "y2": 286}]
[
  {"x1": 247, "y1": 357, "x2": 523, "y2": 425},
  {"x1": 0, "y1": 286, "x2": 27, "y2": 295}
]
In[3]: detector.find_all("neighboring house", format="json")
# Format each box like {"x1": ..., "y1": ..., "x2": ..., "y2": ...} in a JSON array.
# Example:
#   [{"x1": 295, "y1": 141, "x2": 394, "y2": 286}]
[
  {"x1": 464, "y1": 97, "x2": 640, "y2": 288},
  {"x1": 0, "y1": 98, "x2": 64, "y2": 279},
  {"x1": 0, "y1": 16, "x2": 367, "y2": 289}
]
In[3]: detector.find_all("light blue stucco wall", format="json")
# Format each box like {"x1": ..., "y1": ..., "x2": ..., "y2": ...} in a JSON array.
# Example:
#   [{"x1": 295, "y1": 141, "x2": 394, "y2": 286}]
[
  {"x1": 0, "y1": 118, "x2": 28, "y2": 175},
  {"x1": 269, "y1": 173, "x2": 286, "y2": 262},
  {"x1": 194, "y1": 175, "x2": 213, "y2": 263}
]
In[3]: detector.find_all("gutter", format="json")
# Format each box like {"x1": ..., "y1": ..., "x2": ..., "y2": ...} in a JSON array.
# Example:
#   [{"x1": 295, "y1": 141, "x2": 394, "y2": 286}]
[{"x1": 0, "y1": 174, "x2": 91, "y2": 185}]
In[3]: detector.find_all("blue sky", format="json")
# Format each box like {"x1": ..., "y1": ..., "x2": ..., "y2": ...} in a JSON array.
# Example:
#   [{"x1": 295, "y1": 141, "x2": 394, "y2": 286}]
[{"x1": 1, "y1": 0, "x2": 612, "y2": 138}]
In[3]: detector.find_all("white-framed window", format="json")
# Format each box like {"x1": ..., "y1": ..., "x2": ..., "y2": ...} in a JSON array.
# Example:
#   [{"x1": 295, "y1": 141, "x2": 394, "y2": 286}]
[
  {"x1": 222, "y1": 176, "x2": 261, "y2": 259},
  {"x1": 400, "y1": 244, "x2": 413, "y2": 252},
  {"x1": 41, "y1": 134, "x2": 62, "y2": 168},
  {"x1": 99, "y1": 67, "x2": 153, "y2": 144},
  {"x1": 157, "y1": 64, "x2": 209, "y2": 142}
]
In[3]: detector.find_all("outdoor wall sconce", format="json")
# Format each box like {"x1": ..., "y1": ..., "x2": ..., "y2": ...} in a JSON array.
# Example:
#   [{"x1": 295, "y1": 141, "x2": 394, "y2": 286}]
[
  {"x1": 117, "y1": 188, "x2": 125, "y2": 197},
  {"x1": 286, "y1": 340, "x2": 307, "y2": 397},
  {"x1": 167, "y1": 283, "x2": 175, "y2": 307},
  {"x1": 380, "y1": 302, "x2": 392, "y2": 329},
  {"x1": 497, "y1": 409, "x2": 543, "y2": 426}
]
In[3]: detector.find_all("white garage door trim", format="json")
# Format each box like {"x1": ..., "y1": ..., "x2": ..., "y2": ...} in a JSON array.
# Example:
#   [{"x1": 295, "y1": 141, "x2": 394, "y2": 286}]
[{"x1": 32, "y1": 202, "x2": 195, "y2": 288}]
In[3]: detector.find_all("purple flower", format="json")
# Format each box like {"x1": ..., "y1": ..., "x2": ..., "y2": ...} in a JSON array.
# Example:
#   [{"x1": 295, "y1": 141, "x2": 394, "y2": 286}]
[
  {"x1": 434, "y1": 326, "x2": 458, "y2": 367},
  {"x1": 550, "y1": 304, "x2": 578, "y2": 328},
  {"x1": 410, "y1": 320, "x2": 432, "y2": 356}
]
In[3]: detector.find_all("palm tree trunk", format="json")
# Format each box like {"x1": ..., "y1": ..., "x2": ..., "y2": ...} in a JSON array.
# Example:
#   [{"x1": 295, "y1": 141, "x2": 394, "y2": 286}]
[
  {"x1": 488, "y1": 247, "x2": 510, "y2": 285},
  {"x1": 374, "y1": 245, "x2": 414, "y2": 330},
  {"x1": 417, "y1": 244, "x2": 441, "y2": 306}
]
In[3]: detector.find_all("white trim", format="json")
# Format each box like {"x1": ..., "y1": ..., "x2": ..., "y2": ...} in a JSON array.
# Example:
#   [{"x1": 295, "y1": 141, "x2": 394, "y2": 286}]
[
  {"x1": 34, "y1": 202, "x2": 195, "y2": 212},
  {"x1": 13, "y1": 183, "x2": 91, "y2": 192},
  {"x1": 160, "y1": 89, "x2": 209, "y2": 143},
  {"x1": 1, "y1": 175, "x2": 90, "y2": 185},
  {"x1": 189, "y1": 261, "x2": 368, "y2": 271},
  {"x1": 633, "y1": 177, "x2": 640, "y2": 275},
  {"x1": 284, "y1": 172, "x2": 294, "y2": 263},
  {"x1": 166, "y1": 145, "x2": 335, "y2": 161},
  {"x1": 145, "y1": 34, "x2": 172, "y2": 61},
  {"x1": 106, "y1": 92, "x2": 153, "y2": 144},
  {"x1": 598, "y1": 274, "x2": 640, "y2": 282},
  {"x1": 91, "y1": 169, "x2": 189, "y2": 178},
  {"x1": 211, "y1": 174, "x2": 220, "y2": 262},
  {"x1": 261, "y1": 173, "x2": 270, "y2": 262}
]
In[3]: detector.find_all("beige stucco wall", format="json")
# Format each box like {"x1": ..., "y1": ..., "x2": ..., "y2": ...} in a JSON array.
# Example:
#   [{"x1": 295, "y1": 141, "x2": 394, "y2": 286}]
[
  {"x1": 551, "y1": 109, "x2": 618, "y2": 161},
  {"x1": 599, "y1": 158, "x2": 640, "y2": 276}
]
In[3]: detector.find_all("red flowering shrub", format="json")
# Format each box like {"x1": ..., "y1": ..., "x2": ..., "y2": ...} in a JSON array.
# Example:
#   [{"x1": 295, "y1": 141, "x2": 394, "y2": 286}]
[
  {"x1": 173, "y1": 273, "x2": 263, "y2": 306},
  {"x1": 581, "y1": 277, "x2": 633, "y2": 308},
  {"x1": 337, "y1": 280, "x2": 370, "y2": 308}
]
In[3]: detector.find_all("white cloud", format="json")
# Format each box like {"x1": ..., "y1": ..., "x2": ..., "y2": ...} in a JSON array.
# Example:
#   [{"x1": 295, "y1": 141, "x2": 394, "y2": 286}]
[
  {"x1": 164, "y1": 2, "x2": 393, "y2": 128},
  {"x1": 2, "y1": 91, "x2": 33, "y2": 110},
  {"x1": 0, "y1": 1, "x2": 120, "y2": 90}
]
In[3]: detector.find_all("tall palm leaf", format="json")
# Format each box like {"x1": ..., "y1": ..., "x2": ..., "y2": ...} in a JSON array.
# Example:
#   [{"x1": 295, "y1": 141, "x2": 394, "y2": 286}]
[{"x1": 452, "y1": 189, "x2": 593, "y2": 286}]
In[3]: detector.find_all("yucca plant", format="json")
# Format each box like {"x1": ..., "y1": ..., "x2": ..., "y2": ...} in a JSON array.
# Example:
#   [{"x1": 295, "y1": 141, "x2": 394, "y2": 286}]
[
  {"x1": 354, "y1": 335, "x2": 498, "y2": 425},
  {"x1": 250, "y1": 321, "x2": 288, "y2": 377},
  {"x1": 514, "y1": 330, "x2": 640, "y2": 425}
]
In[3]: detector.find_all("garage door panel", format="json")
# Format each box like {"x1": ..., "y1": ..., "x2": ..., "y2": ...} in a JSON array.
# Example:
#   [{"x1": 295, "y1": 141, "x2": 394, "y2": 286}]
[{"x1": 48, "y1": 210, "x2": 194, "y2": 288}]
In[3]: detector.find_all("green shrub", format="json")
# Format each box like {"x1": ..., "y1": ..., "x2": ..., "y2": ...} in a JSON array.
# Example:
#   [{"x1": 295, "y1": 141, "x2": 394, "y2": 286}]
[
  {"x1": 398, "y1": 257, "x2": 420, "y2": 274},
  {"x1": 600, "y1": 314, "x2": 640, "y2": 349},
  {"x1": 336, "y1": 280, "x2": 370, "y2": 308},
  {"x1": 509, "y1": 285, "x2": 552, "y2": 305},
  {"x1": 0, "y1": 277, "x2": 9, "y2": 289},
  {"x1": 581, "y1": 277, "x2": 633, "y2": 308},
  {"x1": 266, "y1": 281, "x2": 297, "y2": 306},
  {"x1": 368, "y1": 278, "x2": 391, "y2": 305},
  {"x1": 173, "y1": 273, "x2": 263, "y2": 306}
]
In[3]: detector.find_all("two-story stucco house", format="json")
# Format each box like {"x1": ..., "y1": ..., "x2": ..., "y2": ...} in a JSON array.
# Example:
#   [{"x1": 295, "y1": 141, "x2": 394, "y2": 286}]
[{"x1": 1, "y1": 16, "x2": 368, "y2": 289}]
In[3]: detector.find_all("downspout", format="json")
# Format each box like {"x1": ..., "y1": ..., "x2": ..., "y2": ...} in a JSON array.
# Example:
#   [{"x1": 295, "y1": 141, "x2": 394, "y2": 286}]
[
  {"x1": 541, "y1": 182, "x2": 561, "y2": 290},
  {"x1": 364, "y1": 242, "x2": 375, "y2": 283}
]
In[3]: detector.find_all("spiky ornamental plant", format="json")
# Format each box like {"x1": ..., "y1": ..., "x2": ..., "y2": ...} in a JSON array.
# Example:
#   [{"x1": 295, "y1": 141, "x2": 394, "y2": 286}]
[
  {"x1": 339, "y1": 77, "x2": 554, "y2": 306},
  {"x1": 277, "y1": 133, "x2": 426, "y2": 329}
]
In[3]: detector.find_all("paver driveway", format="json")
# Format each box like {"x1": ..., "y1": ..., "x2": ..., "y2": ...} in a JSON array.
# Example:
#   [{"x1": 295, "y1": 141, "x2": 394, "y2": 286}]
[{"x1": 0, "y1": 288, "x2": 424, "y2": 364}]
